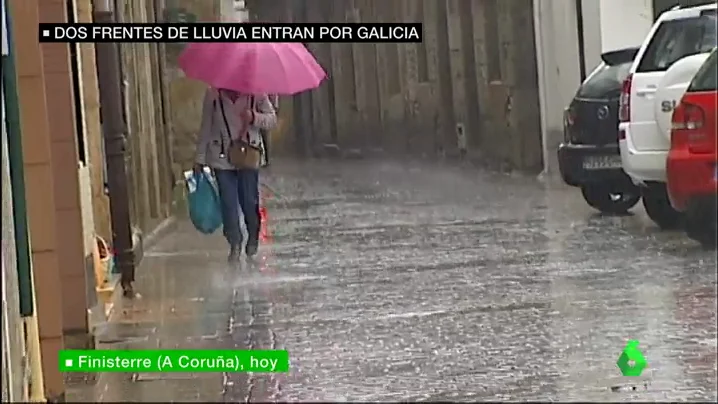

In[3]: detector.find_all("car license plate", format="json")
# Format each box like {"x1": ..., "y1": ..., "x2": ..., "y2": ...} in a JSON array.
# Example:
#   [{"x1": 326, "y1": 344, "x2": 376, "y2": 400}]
[{"x1": 582, "y1": 155, "x2": 623, "y2": 170}]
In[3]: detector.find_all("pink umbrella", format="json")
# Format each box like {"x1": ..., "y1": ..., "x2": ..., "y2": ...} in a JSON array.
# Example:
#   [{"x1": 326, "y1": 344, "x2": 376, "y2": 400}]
[{"x1": 178, "y1": 42, "x2": 327, "y2": 95}]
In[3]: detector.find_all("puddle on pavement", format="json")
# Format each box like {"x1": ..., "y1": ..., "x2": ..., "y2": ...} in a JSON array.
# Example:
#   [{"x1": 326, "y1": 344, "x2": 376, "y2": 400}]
[
  {"x1": 94, "y1": 322, "x2": 156, "y2": 344},
  {"x1": 236, "y1": 274, "x2": 327, "y2": 286},
  {"x1": 133, "y1": 372, "x2": 201, "y2": 381},
  {"x1": 374, "y1": 310, "x2": 448, "y2": 320},
  {"x1": 144, "y1": 250, "x2": 224, "y2": 257}
]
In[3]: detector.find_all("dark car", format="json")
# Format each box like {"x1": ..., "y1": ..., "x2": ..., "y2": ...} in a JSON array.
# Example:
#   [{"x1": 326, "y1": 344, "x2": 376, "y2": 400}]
[{"x1": 558, "y1": 47, "x2": 641, "y2": 214}]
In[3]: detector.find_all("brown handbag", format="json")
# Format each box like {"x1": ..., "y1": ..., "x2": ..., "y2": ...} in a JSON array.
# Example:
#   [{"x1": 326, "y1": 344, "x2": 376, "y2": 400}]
[{"x1": 218, "y1": 95, "x2": 262, "y2": 170}]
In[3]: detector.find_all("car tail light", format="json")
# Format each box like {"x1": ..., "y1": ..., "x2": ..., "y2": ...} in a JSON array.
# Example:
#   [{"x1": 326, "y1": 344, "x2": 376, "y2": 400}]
[
  {"x1": 564, "y1": 108, "x2": 577, "y2": 129},
  {"x1": 618, "y1": 74, "x2": 633, "y2": 123},
  {"x1": 563, "y1": 107, "x2": 578, "y2": 143},
  {"x1": 671, "y1": 102, "x2": 711, "y2": 153},
  {"x1": 672, "y1": 102, "x2": 704, "y2": 131}
]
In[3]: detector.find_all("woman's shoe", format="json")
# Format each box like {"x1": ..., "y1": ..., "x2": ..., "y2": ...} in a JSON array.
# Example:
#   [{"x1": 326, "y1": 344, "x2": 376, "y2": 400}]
[
  {"x1": 245, "y1": 242, "x2": 258, "y2": 258},
  {"x1": 228, "y1": 245, "x2": 241, "y2": 263}
]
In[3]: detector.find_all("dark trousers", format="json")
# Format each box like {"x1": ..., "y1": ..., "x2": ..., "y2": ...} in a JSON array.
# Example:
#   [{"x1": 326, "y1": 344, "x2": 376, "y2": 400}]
[{"x1": 214, "y1": 168, "x2": 261, "y2": 249}]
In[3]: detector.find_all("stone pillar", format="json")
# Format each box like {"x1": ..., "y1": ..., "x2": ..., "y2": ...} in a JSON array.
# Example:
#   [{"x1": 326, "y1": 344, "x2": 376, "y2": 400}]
[
  {"x1": 347, "y1": 1, "x2": 369, "y2": 149},
  {"x1": 132, "y1": 0, "x2": 164, "y2": 229},
  {"x1": 444, "y1": 0, "x2": 468, "y2": 156},
  {"x1": 327, "y1": 0, "x2": 360, "y2": 149},
  {"x1": 468, "y1": 0, "x2": 491, "y2": 153},
  {"x1": 305, "y1": 0, "x2": 334, "y2": 151},
  {"x1": 502, "y1": 0, "x2": 542, "y2": 172},
  {"x1": 38, "y1": 0, "x2": 90, "y2": 341},
  {"x1": 76, "y1": 0, "x2": 113, "y2": 243},
  {"x1": 357, "y1": 0, "x2": 381, "y2": 151},
  {"x1": 422, "y1": 0, "x2": 442, "y2": 152},
  {"x1": 457, "y1": 0, "x2": 481, "y2": 156},
  {"x1": 432, "y1": 0, "x2": 457, "y2": 155},
  {"x1": 400, "y1": 0, "x2": 421, "y2": 154},
  {"x1": 7, "y1": 0, "x2": 66, "y2": 399}
]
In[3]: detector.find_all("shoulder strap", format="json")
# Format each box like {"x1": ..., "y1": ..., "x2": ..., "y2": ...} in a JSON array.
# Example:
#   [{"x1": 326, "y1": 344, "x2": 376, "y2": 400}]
[
  {"x1": 211, "y1": 98, "x2": 226, "y2": 156},
  {"x1": 217, "y1": 96, "x2": 233, "y2": 141},
  {"x1": 219, "y1": 94, "x2": 253, "y2": 144}
]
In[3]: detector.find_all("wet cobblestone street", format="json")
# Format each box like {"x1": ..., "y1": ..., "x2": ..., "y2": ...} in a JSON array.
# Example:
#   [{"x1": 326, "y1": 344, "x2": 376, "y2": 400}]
[{"x1": 67, "y1": 160, "x2": 717, "y2": 402}]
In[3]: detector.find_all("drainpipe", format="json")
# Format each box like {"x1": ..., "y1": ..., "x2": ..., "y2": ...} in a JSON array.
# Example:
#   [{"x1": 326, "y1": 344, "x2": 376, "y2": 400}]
[
  {"x1": 2, "y1": 0, "x2": 32, "y2": 318},
  {"x1": 92, "y1": 0, "x2": 135, "y2": 297},
  {"x1": 575, "y1": 0, "x2": 587, "y2": 82},
  {"x1": 2, "y1": 0, "x2": 46, "y2": 400}
]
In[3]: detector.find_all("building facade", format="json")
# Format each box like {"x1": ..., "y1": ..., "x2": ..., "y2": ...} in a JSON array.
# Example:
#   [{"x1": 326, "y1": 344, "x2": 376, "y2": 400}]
[
  {"x1": 168, "y1": 0, "x2": 685, "y2": 176},
  {"x1": 2, "y1": 1, "x2": 44, "y2": 400},
  {"x1": 2, "y1": 45, "x2": 26, "y2": 404},
  {"x1": 241, "y1": 0, "x2": 544, "y2": 172},
  {"x1": 4, "y1": 0, "x2": 175, "y2": 399}
]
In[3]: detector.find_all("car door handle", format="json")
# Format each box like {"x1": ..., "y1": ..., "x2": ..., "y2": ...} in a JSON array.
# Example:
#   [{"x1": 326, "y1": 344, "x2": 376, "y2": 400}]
[{"x1": 636, "y1": 87, "x2": 657, "y2": 96}]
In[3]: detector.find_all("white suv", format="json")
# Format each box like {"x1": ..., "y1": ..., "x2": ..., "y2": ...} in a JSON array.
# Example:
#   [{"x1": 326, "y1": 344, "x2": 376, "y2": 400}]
[{"x1": 618, "y1": 3, "x2": 717, "y2": 229}]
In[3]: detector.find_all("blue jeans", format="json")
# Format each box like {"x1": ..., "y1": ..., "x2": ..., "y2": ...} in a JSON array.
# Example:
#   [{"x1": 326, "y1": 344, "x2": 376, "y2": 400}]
[{"x1": 214, "y1": 169, "x2": 261, "y2": 249}]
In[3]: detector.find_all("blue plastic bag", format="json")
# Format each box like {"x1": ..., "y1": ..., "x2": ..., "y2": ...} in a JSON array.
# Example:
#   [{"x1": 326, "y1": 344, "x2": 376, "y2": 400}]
[{"x1": 185, "y1": 169, "x2": 223, "y2": 234}]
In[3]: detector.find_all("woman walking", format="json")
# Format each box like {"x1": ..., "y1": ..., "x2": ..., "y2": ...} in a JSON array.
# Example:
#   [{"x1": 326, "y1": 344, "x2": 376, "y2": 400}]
[{"x1": 194, "y1": 87, "x2": 277, "y2": 262}]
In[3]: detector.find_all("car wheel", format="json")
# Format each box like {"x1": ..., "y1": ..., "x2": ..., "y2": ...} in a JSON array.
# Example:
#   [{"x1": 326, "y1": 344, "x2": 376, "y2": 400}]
[
  {"x1": 685, "y1": 205, "x2": 717, "y2": 249},
  {"x1": 641, "y1": 184, "x2": 683, "y2": 230},
  {"x1": 581, "y1": 185, "x2": 641, "y2": 214}
]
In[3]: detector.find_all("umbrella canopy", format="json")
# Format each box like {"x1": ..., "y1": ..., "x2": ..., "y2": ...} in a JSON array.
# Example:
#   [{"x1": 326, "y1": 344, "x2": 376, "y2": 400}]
[{"x1": 178, "y1": 42, "x2": 327, "y2": 95}]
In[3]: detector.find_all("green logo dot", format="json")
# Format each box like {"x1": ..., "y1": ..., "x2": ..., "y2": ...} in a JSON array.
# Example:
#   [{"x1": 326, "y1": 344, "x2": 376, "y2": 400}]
[{"x1": 617, "y1": 340, "x2": 647, "y2": 377}]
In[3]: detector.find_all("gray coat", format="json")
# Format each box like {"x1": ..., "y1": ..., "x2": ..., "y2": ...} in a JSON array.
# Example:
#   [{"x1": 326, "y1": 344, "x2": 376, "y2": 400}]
[{"x1": 194, "y1": 88, "x2": 277, "y2": 170}]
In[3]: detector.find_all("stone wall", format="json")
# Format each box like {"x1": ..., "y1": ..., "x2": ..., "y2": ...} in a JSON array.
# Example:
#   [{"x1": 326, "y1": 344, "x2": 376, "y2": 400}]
[
  {"x1": 76, "y1": 0, "x2": 112, "y2": 243},
  {"x1": 117, "y1": 0, "x2": 175, "y2": 233},
  {"x1": 1, "y1": 75, "x2": 28, "y2": 404},
  {"x1": 248, "y1": 0, "x2": 544, "y2": 173},
  {"x1": 161, "y1": 0, "x2": 221, "y2": 173}
]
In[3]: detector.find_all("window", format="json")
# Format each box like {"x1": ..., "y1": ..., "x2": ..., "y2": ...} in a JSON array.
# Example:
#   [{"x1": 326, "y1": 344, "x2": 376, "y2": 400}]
[
  {"x1": 576, "y1": 61, "x2": 633, "y2": 98},
  {"x1": 688, "y1": 49, "x2": 718, "y2": 91},
  {"x1": 637, "y1": 13, "x2": 717, "y2": 72}
]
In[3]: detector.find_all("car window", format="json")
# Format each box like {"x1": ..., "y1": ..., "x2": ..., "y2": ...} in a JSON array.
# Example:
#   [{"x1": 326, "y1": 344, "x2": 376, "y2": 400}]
[
  {"x1": 577, "y1": 62, "x2": 632, "y2": 98},
  {"x1": 637, "y1": 13, "x2": 717, "y2": 73},
  {"x1": 688, "y1": 49, "x2": 718, "y2": 91}
]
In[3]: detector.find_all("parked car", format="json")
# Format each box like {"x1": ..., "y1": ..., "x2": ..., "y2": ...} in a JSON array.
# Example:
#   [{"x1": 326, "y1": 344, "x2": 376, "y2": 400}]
[
  {"x1": 558, "y1": 47, "x2": 641, "y2": 214},
  {"x1": 618, "y1": 2, "x2": 717, "y2": 229},
  {"x1": 666, "y1": 48, "x2": 717, "y2": 248}
]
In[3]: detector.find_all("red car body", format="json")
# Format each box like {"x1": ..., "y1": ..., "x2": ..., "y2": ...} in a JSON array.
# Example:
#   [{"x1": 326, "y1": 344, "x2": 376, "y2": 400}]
[
  {"x1": 667, "y1": 92, "x2": 717, "y2": 211},
  {"x1": 666, "y1": 49, "x2": 717, "y2": 246}
]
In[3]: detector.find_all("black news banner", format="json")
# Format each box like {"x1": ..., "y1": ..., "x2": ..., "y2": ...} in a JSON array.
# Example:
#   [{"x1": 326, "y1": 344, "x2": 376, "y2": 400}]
[{"x1": 39, "y1": 23, "x2": 423, "y2": 43}]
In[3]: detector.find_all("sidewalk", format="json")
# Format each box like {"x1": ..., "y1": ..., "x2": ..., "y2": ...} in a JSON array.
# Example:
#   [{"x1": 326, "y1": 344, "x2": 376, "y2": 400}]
[
  {"x1": 66, "y1": 219, "x2": 235, "y2": 401},
  {"x1": 66, "y1": 171, "x2": 289, "y2": 401}
]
